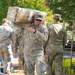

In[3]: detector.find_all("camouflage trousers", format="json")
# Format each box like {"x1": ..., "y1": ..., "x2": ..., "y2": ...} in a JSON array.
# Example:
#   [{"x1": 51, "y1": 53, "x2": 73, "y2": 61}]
[
  {"x1": 18, "y1": 49, "x2": 24, "y2": 69},
  {"x1": 24, "y1": 55, "x2": 46, "y2": 75},
  {"x1": 0, "y1": 47, "x2": 12, "y2": 73},
  {"x1": 45, "y1": 49, "x2": 63, "y2": 75}
]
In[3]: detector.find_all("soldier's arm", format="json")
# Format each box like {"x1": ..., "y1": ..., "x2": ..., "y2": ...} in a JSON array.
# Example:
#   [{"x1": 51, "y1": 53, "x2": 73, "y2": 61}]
[
  {"x1": 10, "y1": 28, "x2": 19, "y2": 53},
  {"x1": 44, "y1": 25, "x2": 51, "y2": 50},
  {"x1": 10, "y1": 29, "x2": 15, "y2": 53},
  {"x1": 15, "y1": 31, "x2": 22, "y2": 52},
  {"x1": 33, "y1": 26, "x2": 48, "y2": 42},
  {"x1": 12, "y1": 35, "x2": 19, "y2": 57}
]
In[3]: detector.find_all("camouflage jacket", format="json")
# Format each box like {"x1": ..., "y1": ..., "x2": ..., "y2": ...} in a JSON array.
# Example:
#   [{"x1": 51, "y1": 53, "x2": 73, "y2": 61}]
[
  {"x1": 0, "y1": 24, "x2": 13, "y2": 48},
  {"x1": 14, "y1": 23, "x2": 48, "y2": 57},
  {"x1": 13, "y1": 26, "x2": 24, "y2": 53},
  {"x1": 45, "y1": 23, "x2": 67, "y2": 52}
]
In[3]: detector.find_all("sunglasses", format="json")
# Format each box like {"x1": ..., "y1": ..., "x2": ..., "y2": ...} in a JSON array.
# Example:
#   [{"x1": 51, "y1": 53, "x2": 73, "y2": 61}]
[{"x1": 36, "y1": 19, "x2": 42, "y2": 21}]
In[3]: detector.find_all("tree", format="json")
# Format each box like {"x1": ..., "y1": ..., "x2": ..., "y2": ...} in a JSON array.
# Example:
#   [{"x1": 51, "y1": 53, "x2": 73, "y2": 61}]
[
  {"x1": 0, "y1": 0, "x2": 53, "y2": 24},
  {"x1": 0, "y1": 0, "x2": 19, "y2": 24},
  {"x1": 45, "y1": 0, "x2": 75, "y2": 20}
]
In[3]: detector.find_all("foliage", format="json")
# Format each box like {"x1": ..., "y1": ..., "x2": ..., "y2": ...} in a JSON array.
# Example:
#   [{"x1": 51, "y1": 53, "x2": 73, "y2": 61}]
[
  {"x1": 45, "y1": 0, "x2": 75, "y2": 20},
  {"x1": 0, "y1": 0, "x2": 53, "y2": 25},
  {"x1": 45, "y1": 0, "x2": 75, "y2": 39},
  {"x1": 0, "y1": 0, "x2": 19, "y2": 24}
]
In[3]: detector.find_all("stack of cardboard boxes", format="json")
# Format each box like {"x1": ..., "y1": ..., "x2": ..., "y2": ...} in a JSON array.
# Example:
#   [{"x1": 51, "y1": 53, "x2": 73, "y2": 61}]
[{"x1": 7, "y1": 6, "x2": 46, "y2": 23}]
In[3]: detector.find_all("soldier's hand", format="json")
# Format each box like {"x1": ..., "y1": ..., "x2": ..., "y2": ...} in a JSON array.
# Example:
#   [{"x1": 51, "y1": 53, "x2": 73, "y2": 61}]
[{"x1": 26, "y1": 27, "x2": 35, "y2": 33}]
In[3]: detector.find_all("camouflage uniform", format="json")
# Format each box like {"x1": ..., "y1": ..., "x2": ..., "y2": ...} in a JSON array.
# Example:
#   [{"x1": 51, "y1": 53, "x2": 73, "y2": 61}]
[
  {"x1": 14, "y1": 22, "x2": 48, "y2": 75},
  {"x1": 0, "y1": 24, "x2": 13, "y2": 73},
  {"x1": 14, "y1": 12, "x2": 48, "y2": 75},
  {"x1": 24, "y1": 23, "x2": 48, "y2": 75},
  {"x1": 13, "y1": 26, "x2": 24, "y2": 68},
  {"x1": 45, "y1": 23, "x2": 67, "y2": 75}
]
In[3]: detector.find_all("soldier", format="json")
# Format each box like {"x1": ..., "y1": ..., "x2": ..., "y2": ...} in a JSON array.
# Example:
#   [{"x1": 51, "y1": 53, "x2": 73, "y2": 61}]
[
  {"x1": 45, "y1": 14, "x2": 67, "y2": 75},
  {"x1": 0, "y1": 19, "x2": 14, "y2": 75},
  {"x1": 24, "y1": 13, "x2": 48, "y2": 75},
  {"x1": 14, "y1": 12, "x2": 48, "y2": 75}
]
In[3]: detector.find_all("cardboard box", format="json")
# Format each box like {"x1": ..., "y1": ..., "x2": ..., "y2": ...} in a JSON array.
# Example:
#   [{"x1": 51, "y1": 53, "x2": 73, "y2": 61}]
[
  {"x1": 15, "y1": 8, "x2": 34, "y2": 22},
  {"x1": 7, "y1": 6, "x2": 46, "y2": 23},
  {"x1": 7, "y1": 6, "x2": 19, "y2": 22}
]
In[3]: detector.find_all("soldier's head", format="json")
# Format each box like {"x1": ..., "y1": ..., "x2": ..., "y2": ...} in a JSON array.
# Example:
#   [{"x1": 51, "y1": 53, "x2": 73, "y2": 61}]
[
  {"x1": 53, "y1": 14, "x2": 61, "y2": 22},
  {"x1": 2, "y1": 18, "x2": 11, "y2": 25},
  {"x1": 34, "y1": 12, "x2": 43, "y2": 25}
]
